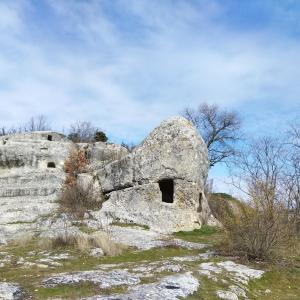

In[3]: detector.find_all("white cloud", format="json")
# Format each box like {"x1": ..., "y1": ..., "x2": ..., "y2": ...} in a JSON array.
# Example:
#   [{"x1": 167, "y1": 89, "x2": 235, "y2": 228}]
[{"x1": 0, "y1": 0, "x2": 299, "y2": 145}]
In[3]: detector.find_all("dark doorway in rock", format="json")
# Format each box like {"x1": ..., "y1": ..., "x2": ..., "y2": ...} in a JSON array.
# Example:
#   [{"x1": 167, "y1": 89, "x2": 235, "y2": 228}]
[
  {"x1": 47, "y1": 135, "x2": 52, "y2": 141},
  {"x1": 159, "y1": 179, "x2": 174, "y2": 203},
  {"x1": 47, "y1": 162, "x2": 56, "y2": 168},
  {"x1": 197, "y1": 193, "x2": 203, "y2": 212}
]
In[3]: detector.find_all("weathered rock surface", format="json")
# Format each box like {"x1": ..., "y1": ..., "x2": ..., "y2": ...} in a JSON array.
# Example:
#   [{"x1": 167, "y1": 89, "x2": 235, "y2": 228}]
[
  {"x1": 83, "y1": 142, "x2": 129, "y2": 169},
  {"x1": 0, "y1": 169, "x2": 65, "y2": 244},
  {"x1": 0, "y1": 132, "x2": 129, "y2": 243},
  {"x1": 86, "y1": 225, "x2": 208, "y2": 250},
  {"x1": 95, "y1": 182, "x2": 209, "y2": 232},
  {"x1": 199, "y1": 261, "x2": 264, "y2": 285},
  {"x1": 0, "y1": 132, "x2": 72, "y2": 243},
  {"x1": 82, "y1": 273, "x2": 199, "y2": 300},
  {"x1": 0, "y1": 282, "x2": 22, "y2": 300},
  {"x1": 216, "y1": 290, "x2": 239, "y2": 300},
  {"x1": 43, "y1": 269, "x2": 141, "y2": 289},
  {"x1": 0, "y1": 224, "x2": 268, "y2": 299},
  {"x1": 0, "y1": 131, "x2": 71, "y2": 169},
  {"x1": 0, "y1": 116, "x2": 212, "y2": 241},
  {"x1": 97, "y1": 117, "x2": 208, "y2": 191},
  {"x1": 96, "y1": 117, "x2": 211, "y2": 232}
]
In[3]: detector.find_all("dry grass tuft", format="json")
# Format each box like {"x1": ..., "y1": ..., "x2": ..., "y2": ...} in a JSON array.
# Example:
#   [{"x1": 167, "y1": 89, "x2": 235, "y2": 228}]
[
  {"x1": 37, "y1": 231, "x2": 126, "y2": 256},
  {"x1": 91, "y1": 231, "x2": 127, "y2": 256}
]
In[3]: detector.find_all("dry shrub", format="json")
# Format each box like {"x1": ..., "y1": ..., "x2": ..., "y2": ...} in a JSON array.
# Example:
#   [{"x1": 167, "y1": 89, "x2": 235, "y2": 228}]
[
  {"x1": 59, "y1": 181, "x2": 100, "y2": 218},
  {"x1": 221, "y1": 198, "x2": 295, "y2": 261},
  {"x1": 38, "y1": 233, "x2": 87, "y2": 251},
  {"x1": 44, "y1": 235, "x2": 77, "y2": 249},
  {"x1": 64, "y1": 148, "x2": 89, "y2": 187},
  {"x1": 226, "y1": 137, "x2": 298, "y2": 261},
  {"x1": 91, "y1": 231, "x2": 127, "y2": 256},
  {"x1": 60, "y1": 147, "x2": 103, "y2": 217}
]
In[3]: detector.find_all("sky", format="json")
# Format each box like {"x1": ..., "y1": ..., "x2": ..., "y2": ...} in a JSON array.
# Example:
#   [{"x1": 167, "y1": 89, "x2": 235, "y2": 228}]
[{"x1": 0, "y1": 0, "x2": 300, "y2": 193}]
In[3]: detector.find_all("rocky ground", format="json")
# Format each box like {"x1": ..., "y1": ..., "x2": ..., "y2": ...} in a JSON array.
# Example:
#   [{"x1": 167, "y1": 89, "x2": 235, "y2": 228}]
[{"x1": 2, "y1": 224, "x2": 299, "y2": 300}]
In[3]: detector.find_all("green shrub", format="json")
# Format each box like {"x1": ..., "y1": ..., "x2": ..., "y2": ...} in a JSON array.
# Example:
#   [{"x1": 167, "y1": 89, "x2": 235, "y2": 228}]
[{"x1": 94, "y1": 131, "x2": 108, "y2": 142}]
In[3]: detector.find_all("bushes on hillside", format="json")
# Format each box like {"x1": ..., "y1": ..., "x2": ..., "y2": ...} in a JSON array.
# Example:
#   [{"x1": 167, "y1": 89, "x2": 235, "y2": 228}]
[
  {"x1": 64, "y1": 148, "x2": 88, "y2": 187},
  {"x1": 60, "y1": 147, "x2": 102, "y2": 217},
  {"x1": 94, "y1": 131, "x2": 108, "y2": 142},
  {"x1": 67, "y1": 121, "x2": 108, "y2": 143},
  {"x1": 221, "y1": 198, "x2": 293, "y2": 260},
  {"x1": 222, "y1": 137, "x2": 298, "y2": 261},
  {"x1": 59, "y1": 182, "x2": 100, "y2": 218}
]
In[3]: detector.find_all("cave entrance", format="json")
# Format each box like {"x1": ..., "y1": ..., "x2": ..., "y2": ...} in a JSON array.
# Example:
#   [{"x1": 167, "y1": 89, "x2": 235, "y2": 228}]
[
  {"x1": 47, "y1": 135, "x2": 52, "y2": 141},
  {"x1": 47, "y1": 162, "x2": 56, "y2": 168},
  {"x1": 159, "y1": 179, "x2": 174, "y2": 203}
]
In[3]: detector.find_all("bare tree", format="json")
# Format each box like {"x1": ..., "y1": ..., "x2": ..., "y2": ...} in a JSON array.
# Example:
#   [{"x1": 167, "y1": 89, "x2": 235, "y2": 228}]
[
  {"x1": 284, "y1": 121, "x2": 300, "y2": 232},
  {"x1": 225, "y1": 137, "x2": 295, "y2": 259},
  {"x1": 67, "y1": 121, "x2": 106, "y2": 143},
  {"x1": 0, "y1": 115, "x2": 50, "y2": 136},
  {"x1": 282, "y1": 155, "x2": 300, "y2": 232},
  {"x1": 231, "y1": 137, "x2": 285, "y2": 208},
  {"x1": 24, "y1": 115, "x2": 50, "y2": 132},
  {"x1": 288, "y1": 120, "x2": 300, "y2": 149},
  {"x1": 183, "y1": 103, "x2": 241, "y2": 167}
]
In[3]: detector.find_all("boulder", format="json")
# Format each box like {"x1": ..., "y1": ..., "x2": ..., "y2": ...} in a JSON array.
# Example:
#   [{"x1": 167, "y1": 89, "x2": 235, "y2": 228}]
[
  {"x1": 133, "y1": 116, "x2": 208, "y2": 185},
  {"x1": 97, "y1": 117, "x2": 209, "y2": 192},
  {"x1": 95, "y1": 117, "x2": 210, "y2": 232}
]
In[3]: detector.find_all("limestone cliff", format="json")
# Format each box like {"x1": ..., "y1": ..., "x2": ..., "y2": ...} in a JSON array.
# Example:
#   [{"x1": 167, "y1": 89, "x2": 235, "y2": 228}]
[{"x1": 0, "y1": 117, "x2": 212, "y2": 243}]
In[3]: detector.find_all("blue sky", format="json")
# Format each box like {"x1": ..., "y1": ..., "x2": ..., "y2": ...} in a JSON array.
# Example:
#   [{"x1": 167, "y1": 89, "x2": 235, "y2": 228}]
[{"x1": 0, "y1": 0, "x2": 299, "y2": 193}]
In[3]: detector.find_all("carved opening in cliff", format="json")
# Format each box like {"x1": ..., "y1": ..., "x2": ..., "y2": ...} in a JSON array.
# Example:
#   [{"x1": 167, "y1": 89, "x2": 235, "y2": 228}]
[
  {"x1": 47, "y1": 162, "x2": 56, "y2": 168},
  {"x1": 197, "y1": 192, "x2": 203, "y2": 212},
  {"x1": 159, "y1": 179, "x2": 174, "y2": 203},
  {"x1": 47, "y1": 135, "x2": 52, "y2": 141}
]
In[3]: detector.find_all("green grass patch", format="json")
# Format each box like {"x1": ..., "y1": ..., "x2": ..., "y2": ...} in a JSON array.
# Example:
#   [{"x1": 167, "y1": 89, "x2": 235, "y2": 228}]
[
  {"x1": 77, "y1": 225, "x2": 98, "y2": 234},
  {"x1": 0, "y1": 239, "x2": 199, "y2": 299},
  {"x1": 186, "y1": 275, "x2": 229, "y2": 300},
  {"x1": 34, "y1": 282, "x2": 100, "y2": 299},
  {"x1": 111, "y1": 222, "x2": 150, "y2": 230},
  {"x1": 173, "y1": 225, "x2": 223, "y2": 245},
  {"x1": 248, "y1": 266, "x2": 300, "y2": 299}
]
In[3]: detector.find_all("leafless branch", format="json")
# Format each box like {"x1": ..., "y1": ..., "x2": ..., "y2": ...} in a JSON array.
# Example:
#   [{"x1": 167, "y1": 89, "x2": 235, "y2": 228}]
[{"x1": 182, "y1": 103, "x2": 241, "y2": 167}]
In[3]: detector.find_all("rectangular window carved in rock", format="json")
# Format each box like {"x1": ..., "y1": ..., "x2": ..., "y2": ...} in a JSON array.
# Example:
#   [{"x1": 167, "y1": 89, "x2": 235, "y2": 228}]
[
  {"x1": 159, "y1": 179, "x2": 174, "y2": 203},
  {"x1": 47, "y1": 162, "x2": 56, "y2": 168}
]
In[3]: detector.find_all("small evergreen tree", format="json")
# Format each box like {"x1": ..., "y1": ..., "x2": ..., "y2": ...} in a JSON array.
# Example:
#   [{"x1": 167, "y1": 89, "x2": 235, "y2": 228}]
[{"x1": 94, "y1": 131, "x2": 108, "y2": 142}]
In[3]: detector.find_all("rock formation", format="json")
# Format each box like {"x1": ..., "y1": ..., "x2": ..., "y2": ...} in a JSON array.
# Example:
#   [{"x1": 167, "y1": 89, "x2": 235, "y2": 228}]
[
  {"x1": 0, "y1": 131, "x2": 71, "y2": 243},
  {"x1": 0, "y1": 117, "x2": 212, "y2": 242},
  {"x1": 95, "y1": 117, "x2": 211, "y2": 232}
]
